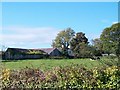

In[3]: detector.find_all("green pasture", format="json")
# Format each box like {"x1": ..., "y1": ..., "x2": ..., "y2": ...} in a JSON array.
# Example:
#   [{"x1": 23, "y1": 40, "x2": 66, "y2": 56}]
[{"x1": 1, "y1": 57, "x2": 118, "y2": 71}]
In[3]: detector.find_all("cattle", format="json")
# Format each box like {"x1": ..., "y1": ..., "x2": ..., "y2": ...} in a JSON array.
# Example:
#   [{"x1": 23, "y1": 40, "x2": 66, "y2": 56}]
[{"x1": 90, "y1": 56, "x2": 100, "y2": 60}]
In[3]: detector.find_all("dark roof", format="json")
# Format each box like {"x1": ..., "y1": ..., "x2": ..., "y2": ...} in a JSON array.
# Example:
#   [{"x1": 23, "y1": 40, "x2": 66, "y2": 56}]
[
  {"x1": 6, "y1": 48, "x2": 59, "y2": 54},
  {"x1": 39, "y1": 48, "x2": 57, "y2": 54},
  {"x1": 7, "y1": 48, "x2": 29, "y2": 53},
  {"x1": 6, "y1": 48, "x2": 46, "y2": 54}
]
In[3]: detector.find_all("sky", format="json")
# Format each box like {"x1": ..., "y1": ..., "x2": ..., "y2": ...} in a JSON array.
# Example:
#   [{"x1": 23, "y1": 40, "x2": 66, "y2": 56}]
[
  {"x1": 1, "y1": 0, "x2": 119, "y2": 2},
  {"x1": 0, "y1": 1, "x2": 118, "y2": 50}
]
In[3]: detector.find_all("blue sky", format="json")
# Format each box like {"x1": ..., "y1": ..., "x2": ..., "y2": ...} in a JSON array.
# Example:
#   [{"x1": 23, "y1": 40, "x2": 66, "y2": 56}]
[
  {"x1": 1, "y1": 0, "x2": 119, "y2": 2},
  {"x1": 1, "y1": 2, "x2": 118, "y2": 49}
]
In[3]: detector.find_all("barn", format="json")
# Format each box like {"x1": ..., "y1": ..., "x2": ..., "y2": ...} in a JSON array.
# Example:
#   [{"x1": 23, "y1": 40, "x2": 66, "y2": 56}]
[
  {"x1": 0, "y1": 51, "x2": 3, "y2": 59},
  {"x1": 2, "y1": 48, "x2": 62, "y2": 60},
  {"x1": 40, "y1": 48, "x2": 62, "y2": 56}
]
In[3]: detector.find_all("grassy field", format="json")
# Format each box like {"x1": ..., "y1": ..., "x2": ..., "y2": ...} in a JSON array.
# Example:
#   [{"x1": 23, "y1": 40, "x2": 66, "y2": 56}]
[{"x1": 1, "y1": 57, "x2": 118, "y2": 71}]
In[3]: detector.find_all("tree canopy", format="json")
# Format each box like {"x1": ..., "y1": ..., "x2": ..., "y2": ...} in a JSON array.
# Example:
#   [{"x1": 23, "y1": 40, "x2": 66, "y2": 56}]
[
  {"x1": 92, "y1": 38, "x2": 102, "y2": 50},
  {"x1": 100, "y1": 23, "x2": 120, "y2": 55},
  {"x1": 52, "y1": 23, "x2": 120, "y2": 59},
  {"x1": 91, "y1": 38, "x2": 103, "y2": 55},
  {"x1": 70, "y1": 32, "x2": 91, "y2": 58},
  {"x1": 52, "y1": 28, "x2": 75, "y2": 55}
]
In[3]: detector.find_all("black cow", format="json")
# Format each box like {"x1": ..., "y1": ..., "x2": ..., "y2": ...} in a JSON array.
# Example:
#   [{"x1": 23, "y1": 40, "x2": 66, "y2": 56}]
[{"x1": 90, "y1": 56, "x2": 100, "y2": 60}]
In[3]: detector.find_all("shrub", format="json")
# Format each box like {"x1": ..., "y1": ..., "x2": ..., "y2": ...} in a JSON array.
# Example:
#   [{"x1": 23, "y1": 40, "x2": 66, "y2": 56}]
[{"x1": 1, "y1": 65, "x2": 120, "y2": 89}]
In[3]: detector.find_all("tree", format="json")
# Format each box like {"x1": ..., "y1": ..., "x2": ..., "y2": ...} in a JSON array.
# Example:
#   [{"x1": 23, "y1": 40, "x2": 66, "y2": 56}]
[
  {"x1": 116, "y1": 42, "x2": 120, "y2": 63},
  {"x1": 2, "y1": 45, "x2": 8, "y2": 52},
  {"x1": 52, "y1": 28, "x2": 75, "y2": 56},
  {"x1": 100, "y1": 23, "x2": 120, "y2": 55},
  {"x1": 70, "y1": 32, "x2": 91, "y2": 58},
  {"x1": 92, "y1": 38, "x2": 102, "y2": 50},
  {"x1": 91, "y1": 38, "x2": 103, "y2": 55}
]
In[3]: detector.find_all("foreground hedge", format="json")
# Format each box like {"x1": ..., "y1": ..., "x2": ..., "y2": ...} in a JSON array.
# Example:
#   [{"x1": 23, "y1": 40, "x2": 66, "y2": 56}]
[{"x1": 1, "y1": 65, "x2": 120, "y2": 89}]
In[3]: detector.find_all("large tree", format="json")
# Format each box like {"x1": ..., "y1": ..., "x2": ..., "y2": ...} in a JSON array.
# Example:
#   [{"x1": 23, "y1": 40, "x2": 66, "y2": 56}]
[
  {"x1": 52, "y1": 28, "x2": 75, "y2": 55},
  {"x1": 91, "y1": 38, "x2": 103, "y2": 55},
  {"x1": 100, "y1": 23, "x2": 120, "y2": 55},
  {"x1": 70, "y1": 32, "x2": 91, "y2": 58},
  {"x1": 92, "y1": 38, "x2": 102, "y2": 50}
]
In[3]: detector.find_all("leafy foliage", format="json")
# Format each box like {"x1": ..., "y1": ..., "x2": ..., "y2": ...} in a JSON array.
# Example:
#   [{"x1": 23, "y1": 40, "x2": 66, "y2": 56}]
[
  {"x1": 70, "y1": 32, "x2": 91, "y2": 58},
  {"x1": 27, "y1": 50, "x2": 46, "y2": 54},
  {"x1": 52, "y1": 28, "x2": 75, "y2": 56},
  {"x1": 1, "y1": 65, "x2": 120, "y2": 89},
  {"x1": 92, "y1": 38, "x2": 103, "y2": 54},
  {"x1": 100, "y1": 23, "x2": 120, "y2": 55}
]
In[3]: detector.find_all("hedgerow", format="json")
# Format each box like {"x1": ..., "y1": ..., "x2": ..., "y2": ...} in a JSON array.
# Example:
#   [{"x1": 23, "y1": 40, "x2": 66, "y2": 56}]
[{"x1": 1, "y1": 65, "x2": 120, "y2": 89}]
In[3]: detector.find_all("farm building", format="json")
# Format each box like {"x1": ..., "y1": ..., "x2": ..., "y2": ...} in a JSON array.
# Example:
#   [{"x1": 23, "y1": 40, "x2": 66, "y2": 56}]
[
  {"x1": 2, "y1": 48, "x2": 62, "y2": 60},
  {"x1": 40, "y1": 48, "x2": 62, "y2": 56},
  {"x1": 0, "y1": 51, "x2": 3, "y2": 59}
]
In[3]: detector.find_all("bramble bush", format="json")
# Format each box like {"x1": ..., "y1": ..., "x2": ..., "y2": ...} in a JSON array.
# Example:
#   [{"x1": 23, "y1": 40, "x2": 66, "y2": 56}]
[{"x1": 1, "y1": 65, "x2": 120, "y2": 89}]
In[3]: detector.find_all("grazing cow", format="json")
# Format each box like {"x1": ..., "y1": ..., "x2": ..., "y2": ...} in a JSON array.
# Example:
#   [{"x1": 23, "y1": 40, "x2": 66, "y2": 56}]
[
  {"x1": 102, "y1": 54, "x2": 108, "y2": 57},
  {"x1": 90, "y1": 56, "x2": 100, "y2": 60}
]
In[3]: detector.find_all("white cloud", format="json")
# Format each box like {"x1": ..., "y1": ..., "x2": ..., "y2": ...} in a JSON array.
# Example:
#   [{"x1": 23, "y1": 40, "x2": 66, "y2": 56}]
[
  {"x1": 112, "y1": 21, "x2": 118, "y2": 24},
  {"x1": 101, "y1": 20, "x2": 118, "y2": 25},
  {"x1": 1, "y1": 26, "x2": 61, "y2": 48}
]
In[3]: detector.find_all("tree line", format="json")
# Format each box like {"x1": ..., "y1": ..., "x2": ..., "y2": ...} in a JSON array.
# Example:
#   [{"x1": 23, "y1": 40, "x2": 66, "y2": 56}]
[{"x1": 52, "y1": 23, "x2": 120, "y2": 59}]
